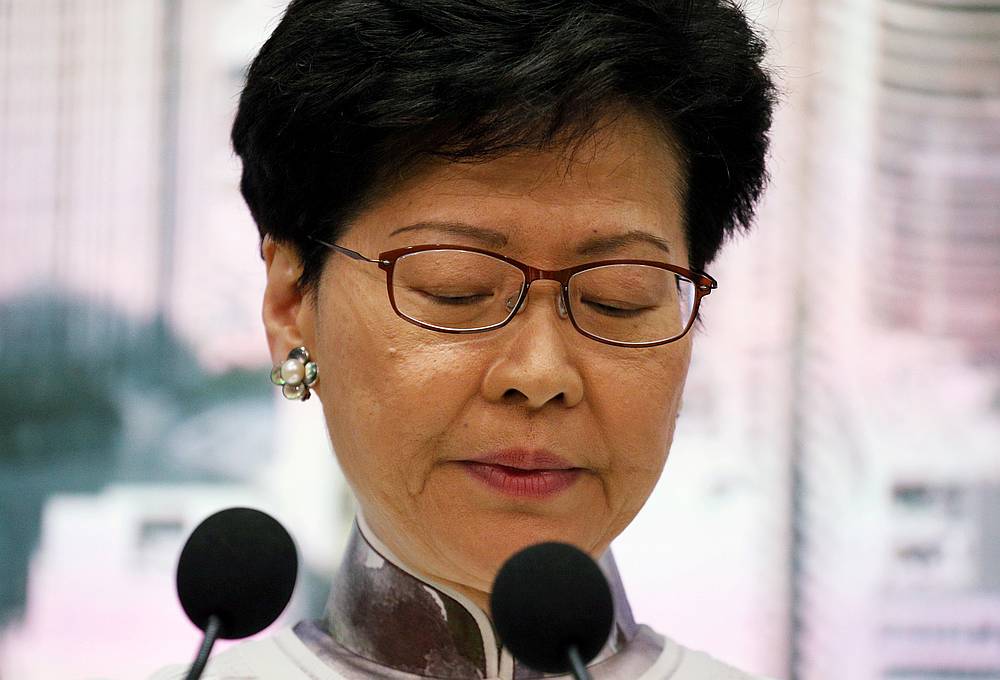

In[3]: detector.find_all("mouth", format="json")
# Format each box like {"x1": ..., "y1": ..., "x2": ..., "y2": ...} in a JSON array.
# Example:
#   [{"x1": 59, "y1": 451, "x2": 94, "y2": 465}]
[
  {"x1": 465, "y1": 448, "x2": 577, "y2": 471},
  {"x1": 460, "y1": 449, "x2": 583, "y2": 498}
]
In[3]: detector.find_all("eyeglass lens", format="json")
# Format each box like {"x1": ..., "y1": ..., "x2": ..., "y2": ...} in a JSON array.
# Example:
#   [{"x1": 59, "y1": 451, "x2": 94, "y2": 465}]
[{"x1": 391, "y1": 249, "x2": 697, "y2": 344}]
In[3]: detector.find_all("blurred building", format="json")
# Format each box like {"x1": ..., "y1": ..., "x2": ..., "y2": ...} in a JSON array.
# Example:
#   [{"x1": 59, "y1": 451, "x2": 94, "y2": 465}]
[
  {"x1": 794, "y1": 1, "x2": 1000, "y2": 679},
  {"x1": 874, "y1": 0, "x2": 1000, "y2": 367},
  {"x1": 0, "y1": 3, "x2": 346, "y2": 678},
  {"x1": 0, "y1": 0, "x2": 272, "y2": 369},
  {"x1": 0, "y1": 0, "x2": 163, "y2": 350}
]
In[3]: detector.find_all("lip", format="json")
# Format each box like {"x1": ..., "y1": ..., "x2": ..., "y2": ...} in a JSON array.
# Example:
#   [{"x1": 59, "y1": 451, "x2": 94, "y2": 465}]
[
  {"x1": 461, "y1": 448, "x2": 583, "y2": 498},
  {"x1": 466, "y1": 448, "x2": 576, "y2": 471}
]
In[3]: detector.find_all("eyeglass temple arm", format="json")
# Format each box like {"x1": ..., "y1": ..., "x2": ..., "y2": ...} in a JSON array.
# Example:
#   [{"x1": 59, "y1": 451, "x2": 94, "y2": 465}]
[{"x1": 310, "y1": 237, "x2": 385, "y2": 264}]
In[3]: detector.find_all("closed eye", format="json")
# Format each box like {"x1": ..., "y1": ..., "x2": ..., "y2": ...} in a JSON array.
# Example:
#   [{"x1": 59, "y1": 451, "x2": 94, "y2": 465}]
[
  {"x1": 420, "y1": 291, "x2": 494, "y2": 305},
  {"x1": 582, "y1": 299, "x2": 651, "y2": 317}
]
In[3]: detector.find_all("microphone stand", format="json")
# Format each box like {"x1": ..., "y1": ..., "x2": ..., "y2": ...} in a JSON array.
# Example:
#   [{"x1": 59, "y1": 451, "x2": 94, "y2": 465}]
[
  {"x1": 567, "y1": 645, "x2": 592, "y2": 680},
  {"x1": 184, "y1": 615, "x2": 222, "y2": 680}
]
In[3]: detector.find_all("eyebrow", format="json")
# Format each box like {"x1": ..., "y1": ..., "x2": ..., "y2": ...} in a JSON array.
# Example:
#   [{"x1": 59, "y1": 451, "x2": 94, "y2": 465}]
[
  {"x1": 389, "y1": 221, "x2": 509, "y2": 248},
  {"x1": 389, "y1": 221, "x2": 671, "y2": 257},
  {"x1": 575, "y1": 230, "x2": 673, "y2": 257}
]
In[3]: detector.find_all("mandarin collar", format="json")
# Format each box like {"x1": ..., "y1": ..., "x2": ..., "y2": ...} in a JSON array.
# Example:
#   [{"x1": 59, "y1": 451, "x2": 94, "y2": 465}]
[{"x1": 299, "y1": 512, "x2": 639, "y2": 679}]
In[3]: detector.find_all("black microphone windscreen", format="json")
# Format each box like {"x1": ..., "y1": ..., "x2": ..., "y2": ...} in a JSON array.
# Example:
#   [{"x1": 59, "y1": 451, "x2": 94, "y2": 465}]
[
  {"x1": 490, "y1": 541, "x2": 614, "y2": 673},
  {"x1": 176, "y1": 507, "x2": 298, "y2": 640}
]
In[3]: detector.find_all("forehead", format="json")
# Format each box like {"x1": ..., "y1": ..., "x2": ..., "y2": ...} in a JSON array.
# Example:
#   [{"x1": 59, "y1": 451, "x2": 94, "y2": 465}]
[{"x1": 349, "y1": 110, "x2": 688, "y2": 261}]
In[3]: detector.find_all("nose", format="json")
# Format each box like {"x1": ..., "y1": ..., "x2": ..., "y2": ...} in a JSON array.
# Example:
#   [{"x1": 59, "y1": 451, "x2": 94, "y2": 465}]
[
  {"x1": 507, "y1": 282, "x2": 569, "y2": 319},
  {"x1": 481, "y1": 282, "x2": 584, "y2": 409}
]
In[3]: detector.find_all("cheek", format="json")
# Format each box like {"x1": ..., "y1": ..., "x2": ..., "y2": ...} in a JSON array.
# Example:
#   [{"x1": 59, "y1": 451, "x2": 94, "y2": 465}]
[
  {"x1": 588, "y1": 344, "x2": 690, "y2": 472},
  {"x1": 384, "y1": 330, "x2": 495, "y2": 405},
  {"x1": 317, "y1": 297, "x2": 489, "y2": 478}
]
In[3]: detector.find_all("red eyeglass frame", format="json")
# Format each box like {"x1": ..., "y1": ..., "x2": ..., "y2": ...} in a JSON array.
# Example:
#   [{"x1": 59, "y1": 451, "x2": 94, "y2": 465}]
[{"x1": 310, "y1": 238, "x2": 718, "y2": 348}]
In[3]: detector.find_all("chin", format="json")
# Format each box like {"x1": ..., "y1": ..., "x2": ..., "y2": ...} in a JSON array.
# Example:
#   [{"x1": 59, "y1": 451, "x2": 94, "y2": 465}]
[{"x1": 444, "y1": 509, "x2": 604, "y2": 570}]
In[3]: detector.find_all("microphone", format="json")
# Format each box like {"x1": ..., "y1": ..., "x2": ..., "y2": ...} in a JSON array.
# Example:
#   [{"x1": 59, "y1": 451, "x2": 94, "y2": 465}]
[
  {"x1": 490, "y1": 542, "x2": 614, "y2": 680},
  {"x1": 175, "y1": 507, "x2": 298, "y2": 680}
]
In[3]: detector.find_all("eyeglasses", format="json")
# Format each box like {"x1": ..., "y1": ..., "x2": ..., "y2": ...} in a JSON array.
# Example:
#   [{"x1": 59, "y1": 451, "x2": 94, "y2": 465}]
[{"x1": 309, "y1": 238, "x2": 717, "y2": 348}]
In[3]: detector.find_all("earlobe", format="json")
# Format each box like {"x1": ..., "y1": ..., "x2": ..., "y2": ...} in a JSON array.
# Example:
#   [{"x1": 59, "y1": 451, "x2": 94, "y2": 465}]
[{"x1": 261, "y1": 236, "x2": 310, "y2": 367}]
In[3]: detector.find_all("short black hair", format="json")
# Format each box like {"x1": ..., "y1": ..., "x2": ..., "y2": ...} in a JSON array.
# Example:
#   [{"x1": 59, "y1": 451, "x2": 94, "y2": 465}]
[{"x1": 232, "y1": 0, "x2": 778, "y2": 298}]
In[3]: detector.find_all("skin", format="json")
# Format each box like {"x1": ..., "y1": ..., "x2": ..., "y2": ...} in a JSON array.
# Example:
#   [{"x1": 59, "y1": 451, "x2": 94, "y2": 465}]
[{"x1": 262, "y1": 109, "x2": 693, "y2": 616}]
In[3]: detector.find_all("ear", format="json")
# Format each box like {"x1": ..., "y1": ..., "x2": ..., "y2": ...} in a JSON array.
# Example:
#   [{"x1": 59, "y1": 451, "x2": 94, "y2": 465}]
[{"x1": 261, "y1": 236, "x2": 316, "y2": 371}]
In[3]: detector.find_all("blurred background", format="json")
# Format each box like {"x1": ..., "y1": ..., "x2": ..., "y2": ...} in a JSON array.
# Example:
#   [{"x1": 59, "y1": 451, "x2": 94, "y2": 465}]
[{"x1": 0, "y1": 0, "x2": 998, "y2": 678}]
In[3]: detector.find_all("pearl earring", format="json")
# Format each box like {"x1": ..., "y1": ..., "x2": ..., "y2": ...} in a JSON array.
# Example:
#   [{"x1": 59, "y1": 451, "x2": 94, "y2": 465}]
[{"x1": 270, "y1": 346, "x2": 319, "y2": 401}]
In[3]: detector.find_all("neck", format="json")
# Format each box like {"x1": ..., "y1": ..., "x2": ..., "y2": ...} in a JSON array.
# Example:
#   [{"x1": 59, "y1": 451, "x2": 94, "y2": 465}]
[
  {"x1": 354, "y1": 509, "x2": 498, "y2": 618},
  {"x1": 432, "y1": 576, "x2": 492, "y2": 615}
]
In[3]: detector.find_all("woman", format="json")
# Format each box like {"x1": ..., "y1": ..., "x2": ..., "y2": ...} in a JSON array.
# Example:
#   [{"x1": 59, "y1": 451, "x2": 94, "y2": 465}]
[{"x1": 153, "y1": 0, "x2": 777, "y2": 677}]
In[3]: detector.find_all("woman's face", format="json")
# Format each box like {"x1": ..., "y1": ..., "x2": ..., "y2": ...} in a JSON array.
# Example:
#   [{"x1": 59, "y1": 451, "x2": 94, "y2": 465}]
[{"x1": 263, "y1": 110, "x2": 692, "y2": 611}]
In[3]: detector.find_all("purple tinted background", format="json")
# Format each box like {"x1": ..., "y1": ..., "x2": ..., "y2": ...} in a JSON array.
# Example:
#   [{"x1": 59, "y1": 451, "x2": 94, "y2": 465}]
[{"x1": 0, "y1": 1, "x2": 997, "y2": 679}]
